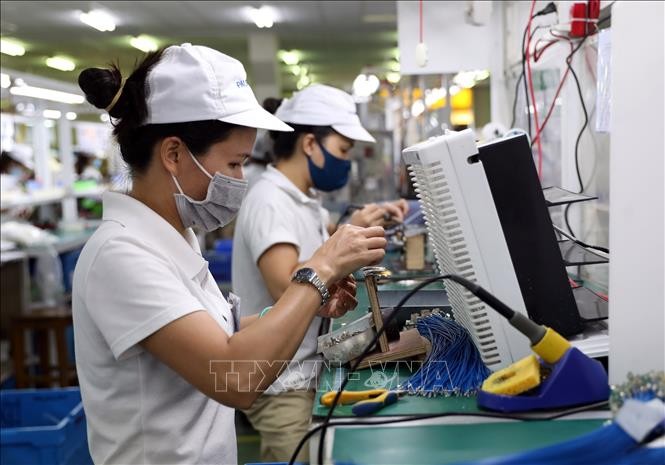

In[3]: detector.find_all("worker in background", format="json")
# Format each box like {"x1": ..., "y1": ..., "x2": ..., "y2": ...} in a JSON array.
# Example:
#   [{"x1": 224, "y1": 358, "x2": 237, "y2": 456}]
[
  {"x1": 74, "y1": 150, "x2": 103, "y2": 182},
  {"x1": 0, "y1": 146, "x2": 34, "y2": 191},
  {"x1": 243, "y1": 97, "x2": 282, "y2": 187},
  {"x1": 73, "y1": 44, "x2": 386, "y2": 464},
  {"x1": 232, "y1": 84, "x2": 408, "y2": 462}
]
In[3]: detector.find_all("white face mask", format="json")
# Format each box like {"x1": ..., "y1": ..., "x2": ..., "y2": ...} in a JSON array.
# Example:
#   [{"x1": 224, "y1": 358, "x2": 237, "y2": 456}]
[{"x1": 172, "y1": 150, "x2": 248, "y2": 232}]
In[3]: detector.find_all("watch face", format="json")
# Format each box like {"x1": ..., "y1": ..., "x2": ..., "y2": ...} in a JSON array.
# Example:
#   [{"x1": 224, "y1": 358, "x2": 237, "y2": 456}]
[{"x1": 294, "y1": 268, "x2": 314, "y2": 282}]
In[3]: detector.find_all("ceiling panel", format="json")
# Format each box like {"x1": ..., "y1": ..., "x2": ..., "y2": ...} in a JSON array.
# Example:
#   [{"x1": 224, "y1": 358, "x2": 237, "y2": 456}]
[{"x1": 1, "y1": 1, "x2": 397, "y2": 91}]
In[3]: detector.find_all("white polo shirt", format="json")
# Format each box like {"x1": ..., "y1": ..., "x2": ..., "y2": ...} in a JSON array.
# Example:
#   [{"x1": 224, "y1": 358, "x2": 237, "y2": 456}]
[
  {"x1": 232, "y1": 165, "x2": 329, "y2": 394},
  {"x1": 72, "y1": 191, "x2": 237, "y2": 465}
]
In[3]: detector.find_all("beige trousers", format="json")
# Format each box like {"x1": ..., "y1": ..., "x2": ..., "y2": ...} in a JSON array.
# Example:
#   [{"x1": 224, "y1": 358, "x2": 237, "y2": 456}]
[{"x1": 243, "y1": 390, "x2": 315, "y2": 463}]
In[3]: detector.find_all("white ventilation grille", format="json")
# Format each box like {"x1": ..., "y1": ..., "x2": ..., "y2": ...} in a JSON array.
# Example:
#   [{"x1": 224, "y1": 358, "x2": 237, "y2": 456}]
[{"x1": 403, "y1": 131, "x2": 531, "y2": 369}]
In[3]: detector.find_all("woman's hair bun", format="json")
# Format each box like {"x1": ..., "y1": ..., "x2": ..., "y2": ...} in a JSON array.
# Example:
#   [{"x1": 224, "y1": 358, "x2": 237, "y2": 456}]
[{"x1": 78, "y1": 66, "x2": 122, "y2": 111}]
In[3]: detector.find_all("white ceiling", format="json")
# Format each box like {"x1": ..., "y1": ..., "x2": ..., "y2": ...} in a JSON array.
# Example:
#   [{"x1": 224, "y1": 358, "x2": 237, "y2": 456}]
[{"x1": 1, "y1": 1, "x2": 398, "y2": 91}]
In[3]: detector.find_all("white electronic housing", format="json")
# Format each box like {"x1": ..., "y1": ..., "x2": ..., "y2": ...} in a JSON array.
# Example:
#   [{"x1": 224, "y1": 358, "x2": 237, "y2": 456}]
[{"x1": 403, "y1": 130, "x2": 531, "y2": 369}]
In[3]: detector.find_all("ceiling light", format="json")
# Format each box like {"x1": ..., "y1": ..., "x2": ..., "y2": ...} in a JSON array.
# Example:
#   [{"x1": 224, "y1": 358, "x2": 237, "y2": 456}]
[
  {"x1": 474, "y1": 69, "x2": 490, "y2": 81},
  {"x1": 0, "y1": 38, "x2": 25, "y2": 56},
  {"x1": 278, "y1": 50, "x2": 300, "y2": 66},
  {"x1": 388, "y1": 61, "x2": 401, "y2": 72},
  {"x1": 248, "y1": 6, "x2": 275, "y2": 28},
  {"x1": 46, "y1": 56, "x2": 76, "y2": 72},
  {"x1": 296, "y1": 74, "x2": 311, "y2": 90},
  {"x1": 79, "y1": 10, "x2": 116, "y2": 32},
  {"x1": 353, "y1": 74, "x2": 380, "y2": 98},
  {"x1": 43, "y1": 109, "x2": 62, "y2": 119},
  {"x1": 411, "y1": 99, "x2": 425, "y2": 117},
  {"x1": 425, "y1": 87, "x2": 447, "y2": 107},
  {"x1": 100, "y1": 114, "x2": 110, "y2": 123},
  {"x1": 66, "y1": 112, "x2": 77, "y2": 121},
  {"x1": 453, "y1": 71, "x2": 477, "y2": 89},
  {"x1": 10, "y1": 85, "x2": 85, "y2": 104},
  {"x1": 130, "y1": 35, "x2": 158, "y2": 53},
  {"x1": 386, "y1": 72, "x2": 401, "y2": 84},
  {"x1": 1, "y1": 73, "x2": 10, "y2": 89}
]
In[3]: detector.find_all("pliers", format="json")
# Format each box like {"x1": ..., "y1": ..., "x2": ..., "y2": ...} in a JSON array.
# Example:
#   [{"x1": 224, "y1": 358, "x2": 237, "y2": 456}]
[{"x1": 319, "y1": 389, "x2": 406, "y2": 416}]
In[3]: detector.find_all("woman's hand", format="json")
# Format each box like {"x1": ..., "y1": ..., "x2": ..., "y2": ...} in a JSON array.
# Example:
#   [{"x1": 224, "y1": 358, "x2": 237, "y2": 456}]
[
  {"x1": 306, "y1": 224, "x2": 386, "y2": 286},
  {"x1": 349, "y1": 200, "x2": 410, "y2": 227},
  {"x1": 318, "y1": 275, "x2": 357, "y2": 318}
]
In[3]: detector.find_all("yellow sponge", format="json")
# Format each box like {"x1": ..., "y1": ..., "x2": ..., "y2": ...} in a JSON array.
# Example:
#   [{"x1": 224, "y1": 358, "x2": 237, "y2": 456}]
[{"x1": 481, "y1": 355, "x2": 541, "y2": 395}]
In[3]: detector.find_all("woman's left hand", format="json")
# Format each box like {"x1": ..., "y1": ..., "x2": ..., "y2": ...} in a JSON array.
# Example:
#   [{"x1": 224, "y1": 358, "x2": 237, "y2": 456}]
[{"x1": 318, "y1": 275, "x2": 357, "y2": 318}]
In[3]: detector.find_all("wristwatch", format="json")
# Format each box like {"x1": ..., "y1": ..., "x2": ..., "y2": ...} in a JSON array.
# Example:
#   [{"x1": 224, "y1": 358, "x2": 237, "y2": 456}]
[{"x1": 292, "y1": 267, "x2": 330, "y2": 306}]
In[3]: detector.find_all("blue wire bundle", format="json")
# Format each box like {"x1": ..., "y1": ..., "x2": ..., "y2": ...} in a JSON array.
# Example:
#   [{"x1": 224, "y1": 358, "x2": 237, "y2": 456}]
[{"x1": 400, "y1": 314, "x2": 491, "y2": 397}]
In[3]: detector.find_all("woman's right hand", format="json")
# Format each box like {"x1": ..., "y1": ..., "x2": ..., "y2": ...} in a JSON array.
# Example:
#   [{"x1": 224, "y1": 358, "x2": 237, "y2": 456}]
[{"x1": 306, "y1": 224, "x2": 386, "y2": 286}]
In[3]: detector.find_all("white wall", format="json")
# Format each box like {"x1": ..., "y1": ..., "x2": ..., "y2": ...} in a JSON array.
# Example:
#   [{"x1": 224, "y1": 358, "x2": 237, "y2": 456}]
[
  {"x1": 397, "y1": 1, "x2": 495, "y2": 75},
  {"x1": 608, "y1": 1, "x2": 665, "y2": 383}
]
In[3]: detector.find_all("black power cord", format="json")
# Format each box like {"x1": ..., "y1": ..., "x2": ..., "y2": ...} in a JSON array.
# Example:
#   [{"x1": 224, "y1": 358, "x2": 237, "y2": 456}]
[
  {"x1": 554, "y1": 224, "x2": 609, "y2": 254},
  {"x1": 563, "y1": 33, "x2": 592, "y2": 237},
  {"x1": 291, "y1": 273, "x2": 526, "y2": 465}
]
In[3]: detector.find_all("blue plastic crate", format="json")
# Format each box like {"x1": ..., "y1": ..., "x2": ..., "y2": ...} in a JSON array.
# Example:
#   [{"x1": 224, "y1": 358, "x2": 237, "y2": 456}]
[
  {"x1": 0, "y1": 388, "x2": 93, "y2": 465},
  {"x1": 206, "y1": 240, "x2": 233, "y2": 284}
]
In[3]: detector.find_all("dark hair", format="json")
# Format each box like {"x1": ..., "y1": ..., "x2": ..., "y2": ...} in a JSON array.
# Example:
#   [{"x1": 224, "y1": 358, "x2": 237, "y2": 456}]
[
  {"x1": 78, "y1": 48, "x2": 237, "y2": 175},
  {"x1": 262, "y1": 97, "x2": 283, "y2": 115},
  {"x1": 270, "y1": 124, "x2": 336, "y2": 161},
  {"x1": 0, "y1": 151, "x2": 12, "y2": 174}
]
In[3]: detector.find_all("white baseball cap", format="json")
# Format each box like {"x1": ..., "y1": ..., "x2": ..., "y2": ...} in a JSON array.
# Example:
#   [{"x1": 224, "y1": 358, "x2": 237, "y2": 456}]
[
  {"x1": 275, "y1": 84, "x2": 376, "y2": 143},
  {"x1": 143, "y1": 43, "x2": 292, "y2": 132}
]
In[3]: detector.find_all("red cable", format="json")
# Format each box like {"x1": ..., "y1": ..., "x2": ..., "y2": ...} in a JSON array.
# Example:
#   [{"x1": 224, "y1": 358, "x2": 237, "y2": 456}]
[
  {"x1": 419, "y1": 0, "x2": 423, "y2": 43},
  {"x1": 525, "y1": 0, "x2": 543, "y2": 179}
]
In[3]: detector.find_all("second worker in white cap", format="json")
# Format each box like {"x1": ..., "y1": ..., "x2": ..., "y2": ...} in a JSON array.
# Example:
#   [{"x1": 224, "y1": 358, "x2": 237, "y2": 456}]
[{"x1": 232, "y1": 83, "x2": 408, "y2": 462}]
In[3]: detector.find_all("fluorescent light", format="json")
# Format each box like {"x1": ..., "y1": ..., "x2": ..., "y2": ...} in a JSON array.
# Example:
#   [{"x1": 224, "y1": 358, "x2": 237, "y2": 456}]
[
  {"x1": 425, "y1": 87, "x2": 447, "y2": 107},
  {"x1": 130, "y1": 35, "x2": 158, "y2": 53},
  {"x1": 100, "y1": 114, "x2": 110, "y2": 122},
  {"x1": 278, "y1": 50, "x2": 300, "y2": 66},
  {"x1": 66, "y1": 112, "x2": 77, "y2": 121},
  {"x1": 10, "y1": 85, "x2": 85, "y2": 104},
  {"x1": 79, "y1": 10, "x2": 116, "y2": 32},
  {"x1": 453, "y1": 71, "x2": 477, "y2": 89},
  {"x1": 46, "y1": 56, "x2": 76, "y2": 72},
  {"x1": 388, "y1": 61, "x2": 401, "y2": 72},
  {"x1": 0, "y1": 73, "x2": 10, "y2": 89},
  {"x1": 353, "y1": 74, "x2": 380, "y2": 98},
  {"x1": 1, "y1": 38, "x2": 25, "y2": 56},
  {"x1": 411, "y1": 99, "x2": 425, "y2": 117},
  {"x1": 43, "y1": 109, "x2": 62, "y2": 119},
  {"x1": 248, "y1": 6, "x2": 275, "y2": 28},
  {"x1": 296, "y1": 74, "x2": 311, "y2": 90},
  {"x1": 474, "y1": 69, "x2": 490, "y2": 81},
  {"x1": 386, "y1": 72, "x2": 401, "y2": 84}
]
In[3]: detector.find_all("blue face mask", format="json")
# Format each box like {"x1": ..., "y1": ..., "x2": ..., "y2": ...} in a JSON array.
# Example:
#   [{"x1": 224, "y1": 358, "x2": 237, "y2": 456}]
[{"x1": 307, "y1": 141, "x2": 351, "y2": 192}]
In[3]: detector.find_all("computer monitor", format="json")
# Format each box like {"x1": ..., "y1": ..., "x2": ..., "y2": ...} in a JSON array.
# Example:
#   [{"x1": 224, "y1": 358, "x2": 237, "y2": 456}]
[{"x1": 402, "y1": 130, "x2": 583, "y2": 369}]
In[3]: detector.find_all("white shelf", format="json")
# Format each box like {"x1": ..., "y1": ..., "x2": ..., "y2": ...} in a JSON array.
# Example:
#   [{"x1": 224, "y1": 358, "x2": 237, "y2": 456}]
[
  {"x1": 0, "y1": 189, "x2": 66, "y2": 210},
  {"x1": 569, "y1": 323, "x2": 609, "y2": 358},
  {"x1": 0, "y1": 185, "x2": 108, "y2": 210}
]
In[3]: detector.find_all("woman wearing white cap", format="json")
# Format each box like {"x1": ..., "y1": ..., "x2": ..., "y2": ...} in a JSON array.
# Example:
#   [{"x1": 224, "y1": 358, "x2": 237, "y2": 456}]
[
  {"x1": 72, "y1": 45, "x2": 386, "y2": 464},
  {"x1": 232, "y1": 84, "x2": 407, "y2": 462}
]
